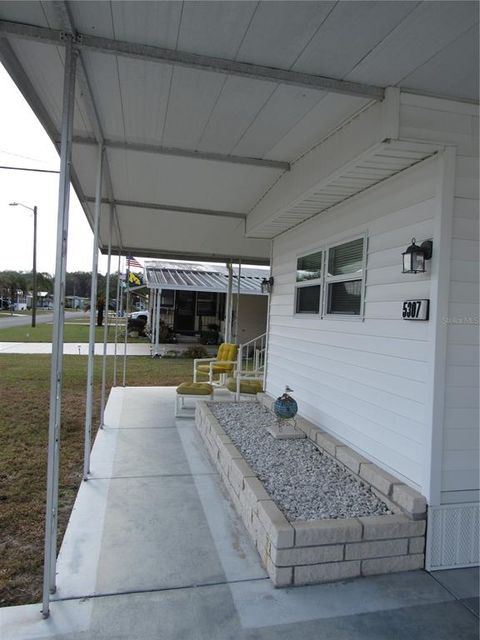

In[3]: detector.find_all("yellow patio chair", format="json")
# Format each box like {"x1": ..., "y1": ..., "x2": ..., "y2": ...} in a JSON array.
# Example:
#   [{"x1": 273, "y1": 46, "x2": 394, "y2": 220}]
[{"x1": 193, "y1": 343, "x2": 238, "y2": 384}]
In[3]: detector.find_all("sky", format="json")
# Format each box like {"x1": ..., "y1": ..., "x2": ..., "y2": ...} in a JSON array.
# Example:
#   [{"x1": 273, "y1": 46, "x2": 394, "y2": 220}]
[{"x1": 0, "y1": 64, "x2": 113, "y2": 275}]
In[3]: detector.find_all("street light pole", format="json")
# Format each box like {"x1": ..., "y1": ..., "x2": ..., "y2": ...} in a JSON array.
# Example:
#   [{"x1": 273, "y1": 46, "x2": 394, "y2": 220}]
[
  {"x1": 9, "y1": 201, "x2": 38, "y2": 328},
  {"x1": 32, "y1": 205, "x2": 37, "y2": 328}
]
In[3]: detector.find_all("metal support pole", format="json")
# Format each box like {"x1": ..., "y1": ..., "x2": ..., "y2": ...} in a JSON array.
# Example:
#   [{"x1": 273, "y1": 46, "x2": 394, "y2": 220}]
[
  {"x1": 155, "y1": 289, "x2": 161, "y2": 355},
  {"x1": 83, "y1": 144, "x2": 104, "y2": 480},
  {"x1": 32, "y1": 205, "x2": 37, "y2": 328},
  {"x1": 151, "y1": 287, "x2": 157, "y2": 350},
  {"x1": 148, "y1": 287, "x2": 153, "y2": 353},
  {"x1": 234, "y1": 259, "x2": 241, "y2": 342},
  {"x1": 100, "y1": 206, "x2": 113, "y2": 427},
  {"x1": 42, "y1": 39, "x2": 77, "y2": 619},
  {"x1": 113, "y1": 252, "x2": 121, "y2": 386},
  {"x1": 263, "y1": 241, "x2": 274, "y2": 392},
  {"x1": 122, "y1": 286, "x2": 129, "y2": 386},
  {"x1": 225, "y1": 261, "x2": 233, "y2": 343}
]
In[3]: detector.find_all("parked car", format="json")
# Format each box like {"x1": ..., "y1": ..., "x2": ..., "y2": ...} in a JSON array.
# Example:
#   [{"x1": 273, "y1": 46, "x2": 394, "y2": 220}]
[{"x1": 128, "y1": 310, "x2": 149, "y2": 323}]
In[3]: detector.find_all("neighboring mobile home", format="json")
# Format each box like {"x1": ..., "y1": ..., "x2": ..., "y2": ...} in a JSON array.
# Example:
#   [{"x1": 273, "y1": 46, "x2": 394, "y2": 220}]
[{"x1": 145, "y1": 260, "x2": 268, "y2": 343}]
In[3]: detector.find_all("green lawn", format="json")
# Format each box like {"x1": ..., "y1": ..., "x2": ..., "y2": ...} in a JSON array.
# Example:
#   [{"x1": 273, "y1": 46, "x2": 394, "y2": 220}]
[
  {"x1": 0, "y1": 319, "x2": 149, "y2": 344},
  {"x1": 0, "y1": 354, "x2": 193, "y2": 607}
]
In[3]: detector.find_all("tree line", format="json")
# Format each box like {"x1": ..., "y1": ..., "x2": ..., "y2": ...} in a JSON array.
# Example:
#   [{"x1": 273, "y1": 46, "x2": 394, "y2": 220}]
[{"x1": 0, "y1": 270, "x2": 123, "y2": 300}]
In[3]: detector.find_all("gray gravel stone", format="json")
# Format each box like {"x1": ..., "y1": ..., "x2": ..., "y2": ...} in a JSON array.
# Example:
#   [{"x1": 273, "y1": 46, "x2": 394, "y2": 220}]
[{"x1": 208, "y1": 402, "x2": 391, "y2": 522}]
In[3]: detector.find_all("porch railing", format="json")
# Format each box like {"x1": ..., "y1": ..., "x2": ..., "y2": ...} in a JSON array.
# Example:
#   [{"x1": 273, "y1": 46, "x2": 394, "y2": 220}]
[{"x1": 235, "y1": 332, "x2": 267, "y2": 401}]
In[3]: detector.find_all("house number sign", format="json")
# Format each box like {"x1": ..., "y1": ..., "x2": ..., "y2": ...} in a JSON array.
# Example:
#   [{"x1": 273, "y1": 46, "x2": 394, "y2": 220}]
[{"x1": 402, "y1": 299, "x2": 429, "y2": 321}]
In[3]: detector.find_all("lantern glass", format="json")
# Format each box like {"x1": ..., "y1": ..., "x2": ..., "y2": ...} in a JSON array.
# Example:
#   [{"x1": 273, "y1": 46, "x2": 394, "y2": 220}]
[
  {"x1": 403, "y1": 252, "x2": 412, "y2": 273},
  {"x1": 412, "y1": 251, "x2": 425, "y2": 273}
]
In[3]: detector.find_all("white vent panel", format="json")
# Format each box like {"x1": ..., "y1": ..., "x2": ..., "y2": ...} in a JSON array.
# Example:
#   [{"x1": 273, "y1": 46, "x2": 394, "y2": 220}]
[
  {"x1": 255, "y1": 140, "x2": 439, "y2": 238},
  {"x1": 426, "y1": 503, "x2": 480, "y2": 571}
]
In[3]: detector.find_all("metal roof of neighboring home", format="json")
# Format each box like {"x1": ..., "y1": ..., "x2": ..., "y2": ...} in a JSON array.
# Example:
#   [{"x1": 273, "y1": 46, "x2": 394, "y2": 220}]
[{"x1": 145, "y1": 260, "x2": 268, "y2": 295}]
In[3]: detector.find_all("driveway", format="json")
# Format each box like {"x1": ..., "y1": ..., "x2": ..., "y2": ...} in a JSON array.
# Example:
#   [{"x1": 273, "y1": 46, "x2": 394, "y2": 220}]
[{"x1": 0, "y1": 310, "x2": 85, "y2": 329}]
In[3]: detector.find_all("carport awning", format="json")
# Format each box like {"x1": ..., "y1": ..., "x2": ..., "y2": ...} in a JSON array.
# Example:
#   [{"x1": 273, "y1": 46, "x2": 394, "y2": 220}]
[
  {"x1": 0, "y1": 2, "x2": 477, "y2": 262},
  {"x1": 145, "y1": 261, "x2": 268, "y2": 295}
]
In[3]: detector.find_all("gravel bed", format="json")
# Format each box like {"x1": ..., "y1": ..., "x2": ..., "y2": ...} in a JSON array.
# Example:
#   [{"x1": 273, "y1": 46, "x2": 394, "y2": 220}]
[{"x1": 208, "y1": 401, "x2": 391, "y2": 522}]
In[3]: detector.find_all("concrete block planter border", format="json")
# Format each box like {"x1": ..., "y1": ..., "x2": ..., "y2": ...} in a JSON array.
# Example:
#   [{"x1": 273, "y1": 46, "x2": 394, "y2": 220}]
[{"x1": 195, "y1": 399, "x2": 426, "y2": 587}]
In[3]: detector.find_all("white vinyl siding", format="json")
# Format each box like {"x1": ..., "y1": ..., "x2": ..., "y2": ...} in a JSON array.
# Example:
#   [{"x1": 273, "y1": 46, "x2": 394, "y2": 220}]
[
  {"x1": 401, "y1": 94, "x2": 479, "y2": 505},
  {"x1": 441, "y1": 145, "x2": 479, "y2": 504},
  {"x1": 267, "y1": 159, "x2": 437, "y2": 490}
]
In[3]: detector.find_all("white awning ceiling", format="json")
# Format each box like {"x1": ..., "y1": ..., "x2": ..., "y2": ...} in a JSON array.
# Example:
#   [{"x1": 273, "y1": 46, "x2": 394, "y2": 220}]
[{"x1": 0, "y1": 1, "x2": 477, "y2": 262}]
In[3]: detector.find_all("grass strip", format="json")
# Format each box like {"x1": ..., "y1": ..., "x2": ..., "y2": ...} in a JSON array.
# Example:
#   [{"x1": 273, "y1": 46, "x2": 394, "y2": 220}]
[{"x1": 0, "y1": 354, "x2": 193, "y2": 606}]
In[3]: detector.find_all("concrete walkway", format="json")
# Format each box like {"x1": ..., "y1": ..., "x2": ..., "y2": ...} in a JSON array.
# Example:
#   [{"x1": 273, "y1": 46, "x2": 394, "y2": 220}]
[
  {"x1": 0, "y1": 342, "x2": 152, "y2": 355},
  {"x1": 1, "y1": 387, "x2": 478, "y2": 639}
]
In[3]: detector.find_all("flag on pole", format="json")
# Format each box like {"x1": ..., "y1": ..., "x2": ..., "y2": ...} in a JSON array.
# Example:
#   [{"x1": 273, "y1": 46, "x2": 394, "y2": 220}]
[
  {"x1": 129, "y1": 272, "x2": 142, "y2": 286},
  {"x1": 127, "y1": 256, "x2": 142, "y2": 269}
]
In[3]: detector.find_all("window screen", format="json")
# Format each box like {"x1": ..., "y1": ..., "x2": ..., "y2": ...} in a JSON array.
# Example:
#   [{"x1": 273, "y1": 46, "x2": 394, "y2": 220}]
[
  {"x1": 197, "y1": 292, "x2": 216, "y2": 316},
  {"x1": 160, "y1": 290, "x2": 174, "y2": 307},
  {"x1": 296, "y1": 285, "x2": 320, "y2": 314},
  {"x1": 328, "y1": 238, "x2": 363, "y2": 276},
  {"x1": 327, "y1": 280, "x2": 362, "y2": 315},
  {"x1": 296, "y1": 251, "x2": 322, "y2": 282}
]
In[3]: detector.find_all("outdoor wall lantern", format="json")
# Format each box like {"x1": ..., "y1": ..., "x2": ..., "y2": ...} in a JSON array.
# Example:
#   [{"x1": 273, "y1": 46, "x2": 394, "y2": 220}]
[
  {"x1": 402, "y1": 238, "x2": 433, "y2": 274},
  {"x1": 261, "y1": 276, "x2": 274, "y2": 294}
]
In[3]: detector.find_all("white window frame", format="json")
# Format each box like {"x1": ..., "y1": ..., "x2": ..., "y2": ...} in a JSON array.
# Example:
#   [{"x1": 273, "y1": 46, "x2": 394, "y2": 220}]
[
  {"x1": 293, "y1": 234, "x2": 367, "y2": 319},
  {"x1": 294, "y1": 248, "x2": 324, "y2": 315},
  {"x1": 322, "y1": 233, "x2": 367, "y2": 320}
]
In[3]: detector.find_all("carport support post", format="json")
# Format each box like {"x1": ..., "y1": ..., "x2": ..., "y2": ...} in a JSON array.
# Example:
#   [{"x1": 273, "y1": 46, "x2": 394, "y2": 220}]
[
  {"x1": 151, "y1": 287, "x2": 157, "y2": 350},
  {"x1": 83, "y1": 144, "x2": 104, "y2": 480},
  {"x1": 42, "y1": 39, "x2": 77, "y2": 619},
  {"x1": 113, "y1": 251, "x2": 121, "y2": 386},
  {"x1": 155, "y1": 288, "x2": 161, "y2": 355},
  {"x1": 100, "y1": 206, "x2": 114, "y2": 427},
  {"x1": 148, "y1": 287, "x2": 154, "y2": 351},
  {"x1": 225, "y1": 261, "x2": 233, "y2": 342},
  {"x1": 122, "y1": 285, "x2": 129, "y2": 386},
  {"x1": 234, "y1": 259, "x2": 241, "y2": 341}
]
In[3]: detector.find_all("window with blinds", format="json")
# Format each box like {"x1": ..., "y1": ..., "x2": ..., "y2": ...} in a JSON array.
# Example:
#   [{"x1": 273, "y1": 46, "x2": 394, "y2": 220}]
[
  {"x1": 327, "y1": 280, "x2": 362, "y2": 315},
  {"x1": 293, "y1": 236, "x2": 365, "y2": 317},
  {"x1": 296, "y1": 251, "x2": 322, "y2": 282},
  {"x1": 296, "y1": 285, "x2": 321, "y2": 313},
  {"x1": 325, "y1": 237, "x2": 365, "y2": 316},
  {"x1": 295, "y1": 250, "x2": 323, "y2": 314},
  {"x1": 328, "y1": 238, "x2": 364, "y2": 276}
]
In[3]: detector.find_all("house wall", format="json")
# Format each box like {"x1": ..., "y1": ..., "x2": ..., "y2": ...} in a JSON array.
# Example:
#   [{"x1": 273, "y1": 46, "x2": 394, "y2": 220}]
[
  {"x1": 267, "y1": 157, "x2": 439, "y2": 493},
  {"x1": 441, "y1": 153, "x2": 479, "y2": 505},
  {"x1": 399, "y1": 96, "x2": 479, "y2": 505}
]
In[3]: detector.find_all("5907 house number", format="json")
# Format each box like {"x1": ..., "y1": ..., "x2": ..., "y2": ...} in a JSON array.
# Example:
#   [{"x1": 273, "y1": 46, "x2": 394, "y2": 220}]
[{"x1": 402, "y1": 299, "x2": 429, "y2": 321}]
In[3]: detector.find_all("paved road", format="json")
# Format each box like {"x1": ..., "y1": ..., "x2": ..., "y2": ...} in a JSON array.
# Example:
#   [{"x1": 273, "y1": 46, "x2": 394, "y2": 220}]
[{"x1": 0, "y1": 310, "x2": 85, "y2": 329}]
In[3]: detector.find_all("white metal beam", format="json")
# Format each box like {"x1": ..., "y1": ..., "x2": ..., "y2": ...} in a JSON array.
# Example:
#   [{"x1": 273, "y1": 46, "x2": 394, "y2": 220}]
[
  {"x1": 0, "y1": 19, "x2": 384, "y2": 100},
  {"x1": 72, "y1": 135, "x2": 290, "y2": 171},
  {"x1": 84, "y1": 196, "x2": 246, "y2": 220},
  {"x1": 100, "y1": 205, "x2": 114, "y2": 429},
  {"x1": 42, "y1": 36, "x2": 77, "y2": 620},
  {"x1": 84, "y1": 145, "x2": 104, "y2": 481},
  {"x1": 112, "y1": 252, "x2": 122, "y2": 387}
]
